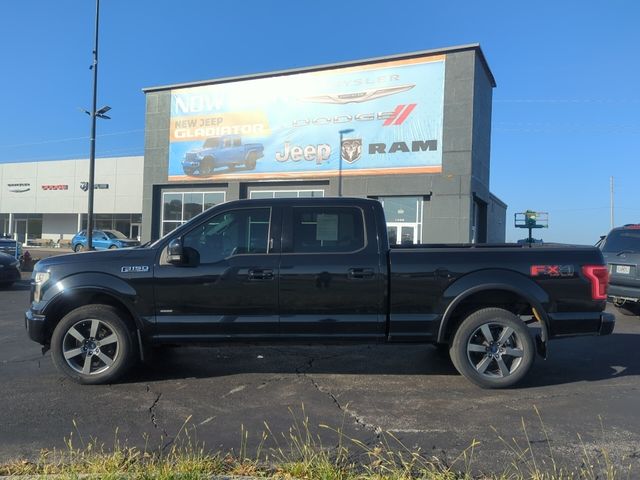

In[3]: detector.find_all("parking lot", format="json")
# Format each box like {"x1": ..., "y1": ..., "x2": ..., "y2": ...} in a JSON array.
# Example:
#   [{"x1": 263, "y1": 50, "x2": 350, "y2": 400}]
[{"x1": 1, "y1": 276, "x2": 639, "y2": 474}]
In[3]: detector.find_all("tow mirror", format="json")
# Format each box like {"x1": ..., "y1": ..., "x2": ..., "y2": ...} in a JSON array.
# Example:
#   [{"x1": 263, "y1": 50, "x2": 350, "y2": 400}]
[{"x1": 167, "y1": 238, "x2": 184, "y2": 264}]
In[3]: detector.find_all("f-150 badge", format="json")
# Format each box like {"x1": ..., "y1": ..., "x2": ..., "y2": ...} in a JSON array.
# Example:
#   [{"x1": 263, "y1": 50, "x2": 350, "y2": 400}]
[{"x1": 121, "y1": 266, "x2": 149, "y2": 273}]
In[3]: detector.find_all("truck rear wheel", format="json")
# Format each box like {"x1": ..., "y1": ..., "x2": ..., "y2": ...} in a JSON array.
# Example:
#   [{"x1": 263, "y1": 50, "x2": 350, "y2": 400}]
[
  {"x1": 51, "y1": 305, "x2": 135, "y2": 385},
  {"x1": 450, "y1": 308, "x2": 535, "y2": 389}
]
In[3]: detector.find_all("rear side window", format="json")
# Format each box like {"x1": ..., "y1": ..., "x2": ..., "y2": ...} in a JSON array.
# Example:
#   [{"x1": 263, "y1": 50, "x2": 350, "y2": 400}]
[
  {"x1": 291, "y1": 207, "x2": 365, "y2": 253},
  {"x1": 602, "y1": 229, "x2": 640, "y2": 253}
]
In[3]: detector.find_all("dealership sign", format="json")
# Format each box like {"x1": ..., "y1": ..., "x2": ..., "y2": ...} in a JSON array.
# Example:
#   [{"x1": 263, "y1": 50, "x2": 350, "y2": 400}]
[
  {"x1": 41, "y1": 184, "x2": 68, "y2": 191},
  {"x1": 80, "y1": 182, "x2": 109, "y2": 191},
  {"x1": 168, "y1": 55, "x2": 445, "y2": 181},
  {"x1": 7, "y1": 183, "x2": 31, "y2": 193}
]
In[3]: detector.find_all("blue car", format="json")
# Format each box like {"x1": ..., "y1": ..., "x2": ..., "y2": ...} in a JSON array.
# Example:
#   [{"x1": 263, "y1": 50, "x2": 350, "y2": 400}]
[{"x1": 71, "y1": 229, "x2": 140, "y2": 252}]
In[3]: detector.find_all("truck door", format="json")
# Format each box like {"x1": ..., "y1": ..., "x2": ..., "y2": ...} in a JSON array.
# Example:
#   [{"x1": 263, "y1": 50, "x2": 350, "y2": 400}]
[
  {"x1": 278, "y1": 204, "x2": 385, "y2": 341},
  {"x1": 153, "y1": 206, "x2": 281, "y2": 340}
]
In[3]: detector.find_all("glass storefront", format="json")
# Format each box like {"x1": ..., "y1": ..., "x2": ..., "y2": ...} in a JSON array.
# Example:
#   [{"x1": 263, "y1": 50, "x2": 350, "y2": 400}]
[
  {"x1": 161, "y1": 191, "x2": 226, "y2": 236},
  {"x1": 249, "y1": 189, "x2": 324, "y2": 199},
  {"x1": 81, "y1": 214, "x2": 143, "y2": 239},
  {"x1": 379, "y1": 196, "x2": 423, "y2": 245}
]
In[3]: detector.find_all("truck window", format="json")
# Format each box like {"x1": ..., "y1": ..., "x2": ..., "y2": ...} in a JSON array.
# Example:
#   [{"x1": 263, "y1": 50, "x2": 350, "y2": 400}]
[
  {"x1": 291, "y1": 207, "x2": 365, "y2": 253},
  {"x1": 233, "y1": 137, "x2": 241, "y2": 147},
  {"x1": 203, "y1": 138, "x2": 220, "y2": 148},
  {"x1": 183, "y1": 208, "x2": 270, "y2": 264}
]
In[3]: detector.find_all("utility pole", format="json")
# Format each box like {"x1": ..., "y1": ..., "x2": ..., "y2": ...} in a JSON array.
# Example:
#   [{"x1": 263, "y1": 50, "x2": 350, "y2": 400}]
[{"x1": 610, "y1": 176, "x2": 614, "y2": 230}]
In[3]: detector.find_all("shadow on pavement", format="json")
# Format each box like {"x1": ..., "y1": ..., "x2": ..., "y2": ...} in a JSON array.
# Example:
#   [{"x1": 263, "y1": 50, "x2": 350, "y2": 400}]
[{"x1": 122, "y1": 331, "x2": 640, "y2": 388}]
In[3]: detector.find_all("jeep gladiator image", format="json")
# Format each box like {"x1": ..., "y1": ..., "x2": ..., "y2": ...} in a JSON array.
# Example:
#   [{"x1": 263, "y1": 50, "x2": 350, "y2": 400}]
[
  {"x1": 25, "y1": 198, "x2": 614, "y2": 388},
  {"x1": 182, "y1": 135, "x2": 264, "y2": 176}
]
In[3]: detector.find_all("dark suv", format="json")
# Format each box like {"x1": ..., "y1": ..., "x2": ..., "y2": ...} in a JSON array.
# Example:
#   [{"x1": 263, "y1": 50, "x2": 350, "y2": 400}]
[{"x1": 600, "y1": 224, "x2": 640, "y2": 316}]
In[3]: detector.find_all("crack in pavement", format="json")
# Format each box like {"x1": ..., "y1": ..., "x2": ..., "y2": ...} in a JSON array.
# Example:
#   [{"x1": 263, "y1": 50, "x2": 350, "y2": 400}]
[
  {"x1": 146, "y1": 386, "x2": 171, "y2": 449},
  {"x1": 295, "y1": 356, "x2": 382, "y2": 438}
]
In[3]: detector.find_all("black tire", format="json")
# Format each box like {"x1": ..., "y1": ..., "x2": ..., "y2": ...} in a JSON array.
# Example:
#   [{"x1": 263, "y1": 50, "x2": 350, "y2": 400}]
[
  {"x1": 200, "y1": 156, "x2": 215, "y2": 175},
  {"x1": 50, "y1": 305, "x2": 135, "y2": 385},
  {"x1": 73, "y1": 244, "x2": 84, "y2": 252},
  {"x1": 245, "y1": 153, "x2": 257, "y2": 170},
  {"x1": 0, "y1": 282, "x2": 13, "y2": 289},
  {"x1": 614, "y1": 303, "x2": 640, "y2": 317},
  {"x1": 450, "y1": 308, "x2": 535, "y2": 389}
]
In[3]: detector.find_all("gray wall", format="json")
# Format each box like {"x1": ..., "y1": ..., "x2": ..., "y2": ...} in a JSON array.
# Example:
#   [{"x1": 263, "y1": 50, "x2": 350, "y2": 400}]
[{"x1": 141, "y1": 47, "x2": 502, "y2": 243}]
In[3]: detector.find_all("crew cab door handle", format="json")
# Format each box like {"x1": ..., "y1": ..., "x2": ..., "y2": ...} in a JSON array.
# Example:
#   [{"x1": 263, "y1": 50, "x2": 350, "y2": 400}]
[
  {"x1": 248, "y1": 268, "x2": 274, "y2": 280},
  {"x1": 347, "y1": 268, "x2": 375, "y2": 280}
]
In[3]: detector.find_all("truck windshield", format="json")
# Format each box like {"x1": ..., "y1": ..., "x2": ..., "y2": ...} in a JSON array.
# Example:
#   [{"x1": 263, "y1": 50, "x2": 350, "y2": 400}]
[
  {"x1": 203, "y1": 138, "x2": 220, "y2": 148},
  {"x1": 601, "y1": 229, "x2": 640, "y2": 253}
]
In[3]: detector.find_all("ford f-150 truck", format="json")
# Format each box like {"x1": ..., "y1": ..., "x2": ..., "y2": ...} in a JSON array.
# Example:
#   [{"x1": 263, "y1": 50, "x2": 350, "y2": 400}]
[
  {"x1": 25, "y1": 198, "x2": 613, "y2": 388},
  {"x1": 182, "y1": 135, "x2": 264, "y2": 176}
]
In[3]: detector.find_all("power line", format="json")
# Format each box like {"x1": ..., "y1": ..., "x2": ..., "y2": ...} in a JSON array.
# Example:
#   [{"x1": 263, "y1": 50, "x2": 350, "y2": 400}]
[{"x1": 0, "y1": 129, "x2": 144, "y2": 149}]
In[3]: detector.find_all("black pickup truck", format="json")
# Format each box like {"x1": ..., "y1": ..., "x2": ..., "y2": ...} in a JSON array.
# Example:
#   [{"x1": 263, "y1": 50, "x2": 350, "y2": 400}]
[{"x1": 26, "y1": 197, "x2": 613, "y2": 388}]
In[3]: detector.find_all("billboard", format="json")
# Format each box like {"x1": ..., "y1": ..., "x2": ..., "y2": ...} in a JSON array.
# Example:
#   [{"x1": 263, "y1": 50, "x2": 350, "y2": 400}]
[{"x1": 168, "y1": 55, "x2": 445, "y2": 181}]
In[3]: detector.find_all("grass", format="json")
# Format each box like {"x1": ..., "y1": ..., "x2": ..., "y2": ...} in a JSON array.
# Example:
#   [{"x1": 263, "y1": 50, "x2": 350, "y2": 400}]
[{"x1": 0, "y1": 406, "x2": 635, "y2": 480}]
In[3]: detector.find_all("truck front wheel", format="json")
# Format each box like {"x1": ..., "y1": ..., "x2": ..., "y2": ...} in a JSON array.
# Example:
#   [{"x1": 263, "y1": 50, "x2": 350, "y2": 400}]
[
  {"x1": 50, "y1": 305, "x2": 135, "y2": 385},
  {"x1": 245, "y1": 153, "x2": 257, "y2": 170},
  {"x1": 450, "y1": 308, "x2": 535, "y2": 389}
]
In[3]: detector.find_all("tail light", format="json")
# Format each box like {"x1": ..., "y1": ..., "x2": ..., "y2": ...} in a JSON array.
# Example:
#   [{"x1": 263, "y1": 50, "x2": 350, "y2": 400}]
[{"x1": 582, "y1": 265, "x2": 609, "y2": 300}]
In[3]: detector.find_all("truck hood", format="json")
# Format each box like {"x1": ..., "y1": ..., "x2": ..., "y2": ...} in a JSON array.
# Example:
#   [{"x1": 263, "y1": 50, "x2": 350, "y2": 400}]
[{"x1": 36, "y1": 248, "x2": 154, "y2": 270}]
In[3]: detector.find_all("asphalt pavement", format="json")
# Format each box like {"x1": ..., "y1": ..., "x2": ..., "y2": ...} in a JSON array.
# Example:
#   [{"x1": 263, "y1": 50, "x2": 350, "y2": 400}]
[{"x1": 1, "y1": 277, "x2": 639, "y2": 475}]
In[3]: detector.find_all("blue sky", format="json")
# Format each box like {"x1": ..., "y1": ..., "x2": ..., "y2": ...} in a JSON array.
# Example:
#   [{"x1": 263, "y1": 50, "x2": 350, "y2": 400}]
[{"x1": 0, "y1": 0, "x2": 638, "y2": 243}]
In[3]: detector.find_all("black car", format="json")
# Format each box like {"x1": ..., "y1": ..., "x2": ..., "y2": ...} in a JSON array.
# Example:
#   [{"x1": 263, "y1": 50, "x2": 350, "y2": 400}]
[
  {"x1": 600, "y1": 224, "x2": 640, "y2": 316},
  {"x1": 0, "y1": 251, "x2": 20, "y2": 289}
]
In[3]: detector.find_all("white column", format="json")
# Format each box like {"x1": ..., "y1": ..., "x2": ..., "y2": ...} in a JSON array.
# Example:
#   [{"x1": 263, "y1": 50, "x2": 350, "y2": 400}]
[
  {"x1": 8, "y1": 213, "x2": 13, "y2": 236},
  {"x1": 77, "y1": 213, "x2": 82, "y2": 232}
]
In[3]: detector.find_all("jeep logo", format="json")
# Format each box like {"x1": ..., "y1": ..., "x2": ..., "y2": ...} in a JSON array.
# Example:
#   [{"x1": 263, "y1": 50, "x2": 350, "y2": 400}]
[{"x1": 275, "y1": 142, "x2": 331, "y2": 164}]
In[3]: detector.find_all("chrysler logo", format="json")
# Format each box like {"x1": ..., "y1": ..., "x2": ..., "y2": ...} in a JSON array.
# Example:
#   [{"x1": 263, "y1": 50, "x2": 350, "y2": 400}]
[
  {"x1": 7, "y1": 183, "x2": 30, "y2": 193},
  {"x1": 301, "y1": 84, "x2": 415, "y2": 104}
]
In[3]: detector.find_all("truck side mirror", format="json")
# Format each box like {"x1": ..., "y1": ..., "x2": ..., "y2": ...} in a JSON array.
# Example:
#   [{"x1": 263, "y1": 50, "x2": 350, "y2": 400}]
[{"x1": 167, "y1": 238, "x2": 184, "y2": 264}]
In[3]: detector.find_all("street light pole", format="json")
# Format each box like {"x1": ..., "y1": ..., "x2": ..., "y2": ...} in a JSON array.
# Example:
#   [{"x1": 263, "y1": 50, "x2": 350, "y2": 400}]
[
  {"x1": 86, "y1": 0, "x2": 100, "y2": 251},
  {"x1": 338, "y1": 129, "x2": 354, "y2": 197},
  {"x1": 85, "y1": 0, "x2": 111, "y2": 250}
]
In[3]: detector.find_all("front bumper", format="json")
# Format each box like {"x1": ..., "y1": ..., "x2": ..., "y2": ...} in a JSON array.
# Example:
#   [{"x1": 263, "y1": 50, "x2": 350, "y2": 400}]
[
  {"x1": 25, "y1": 308, "x2": 47, "y2": 345},
  {"x1": 548, "y1": 311, "x2": 615, "y2": 337}
]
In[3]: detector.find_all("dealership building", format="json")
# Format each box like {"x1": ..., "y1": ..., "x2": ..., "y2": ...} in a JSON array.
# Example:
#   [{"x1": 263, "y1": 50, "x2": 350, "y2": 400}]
[
  {"x1": 141, "y1": 44, "x2": 506, "y2": 244},
  {"x1": 0, "y1": 156, "x2": 143, "y2": 245}
]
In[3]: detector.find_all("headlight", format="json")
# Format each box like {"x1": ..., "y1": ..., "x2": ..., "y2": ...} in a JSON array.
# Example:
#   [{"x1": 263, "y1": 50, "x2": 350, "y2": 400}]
[{"x1": 33, "y1": 271, "x2": 50, "y2": 303}]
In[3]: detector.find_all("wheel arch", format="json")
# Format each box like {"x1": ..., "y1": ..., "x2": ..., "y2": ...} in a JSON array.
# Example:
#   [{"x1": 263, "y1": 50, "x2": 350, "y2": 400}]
[
  {"x1": 41, "y1": 287, "x2": 142, "y2": 344},
  {"x1": 437, "y1": 270, "x2": 551, "y2": 347}
]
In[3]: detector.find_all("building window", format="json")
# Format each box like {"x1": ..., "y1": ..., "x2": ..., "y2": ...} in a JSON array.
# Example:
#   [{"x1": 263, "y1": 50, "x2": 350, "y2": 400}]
[
  {"x1": 161, "y1": 191, "x2": 226, "y2": 236},
  {"x1": 379, "y1": 196, "x2": 423, "y2": 245},
  {"x1": 249, "y1": 189, "x2": 324, "y2": 199},
  {"x1": 81, "y1": 213, "x2": 143, "y2": 239}
]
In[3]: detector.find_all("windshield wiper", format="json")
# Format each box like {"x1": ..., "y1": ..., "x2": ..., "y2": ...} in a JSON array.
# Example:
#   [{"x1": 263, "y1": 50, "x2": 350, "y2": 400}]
[{"x1": 615, "y1": 250, "x2": 637, "y2": 256}]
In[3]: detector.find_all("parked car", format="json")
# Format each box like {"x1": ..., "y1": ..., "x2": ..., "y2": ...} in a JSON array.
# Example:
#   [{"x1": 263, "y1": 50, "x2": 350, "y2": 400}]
[
  {"x1": 71, "y1": 229, "x2": 140, "y2": 252},
  {"x1": 26, "y1": 197, "x2": 613, "y2": 388},
  {"x1": 599, "y1": 224, "x2": 640, "y2": 316},
  {"x1": 0, "y1": 251, "x2": 20, "y2": 289},
  {"x1": 182, "y1": 135, "x2": 264, "y2": 176},
  {"x1": 0, "y1": 236, "x2": 22, "y2": 259}
]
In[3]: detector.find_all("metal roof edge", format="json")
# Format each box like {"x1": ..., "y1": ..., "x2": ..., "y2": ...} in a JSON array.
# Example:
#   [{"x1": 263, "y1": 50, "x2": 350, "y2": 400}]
[
  {"x1": 142, "y1": 43, "x2": 495, "y2": 93},
  {"x1": 489, "y1": 192, "x2": 508, "y2": 208}
]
